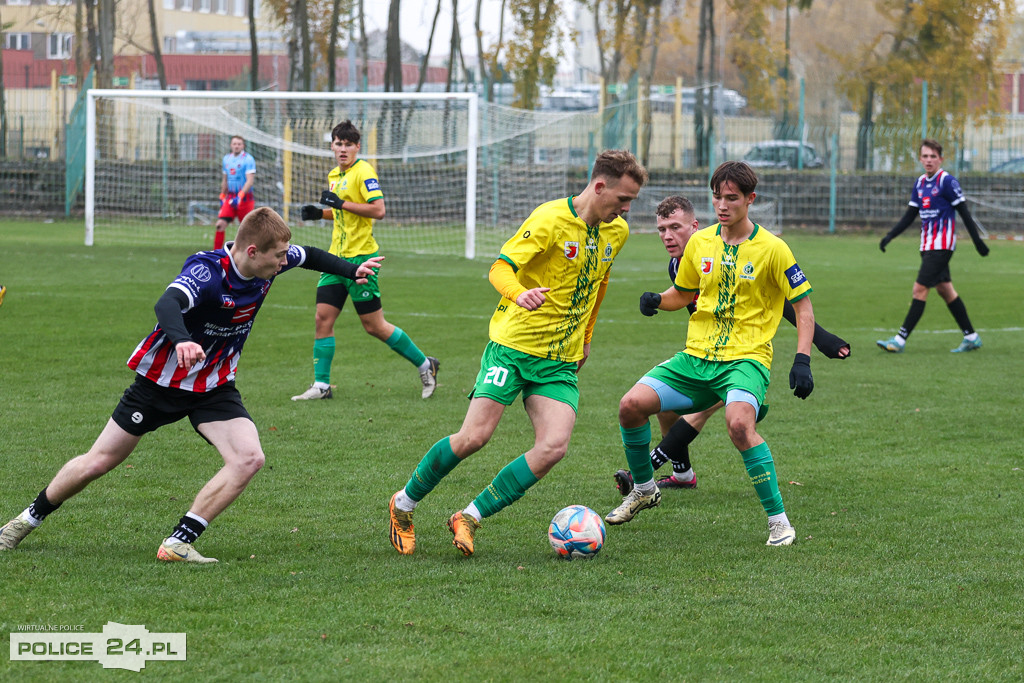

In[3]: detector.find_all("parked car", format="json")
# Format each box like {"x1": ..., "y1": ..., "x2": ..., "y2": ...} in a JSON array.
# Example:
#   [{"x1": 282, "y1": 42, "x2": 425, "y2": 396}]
[
  {"x1": 989, "y1": 157, "x2": 1024, "y2": 173},
  {"x1": 743, "y1": 141, "x2": 824, "y2": 169}
]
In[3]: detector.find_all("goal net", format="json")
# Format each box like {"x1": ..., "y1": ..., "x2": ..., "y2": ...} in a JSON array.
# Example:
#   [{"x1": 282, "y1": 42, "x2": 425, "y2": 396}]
[{"x1": 85, "y1": 90, "x2": 580, "y2": 259}]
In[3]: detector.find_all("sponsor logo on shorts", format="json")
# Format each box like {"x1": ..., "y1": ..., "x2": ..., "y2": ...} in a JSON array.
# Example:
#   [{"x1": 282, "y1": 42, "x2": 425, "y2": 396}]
[
  {"x1": 564, "y1": 241, "x2": 579, "y2": 259},
  {"x1": 785, "y1": 263, "x2": 807, "y2": 287},
  {"x1": 190, "y1": 265, "x2": 212, "y2": 282},
  {"x1": 131, "y1": 412, "x2": 143, "y2": 424}
]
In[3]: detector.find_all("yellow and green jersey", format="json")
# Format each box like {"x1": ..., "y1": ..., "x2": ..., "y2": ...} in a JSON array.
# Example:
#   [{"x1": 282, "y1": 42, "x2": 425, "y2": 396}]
[
  {"x1": 489, "y1": 197, "x2": 629, "y2": 362},
  {"x1": 675, "y1": 223, "x2": 812, "y2": 369},
  {"x1": 327, "y1": 159, "x2": 384, "y2": 258}
]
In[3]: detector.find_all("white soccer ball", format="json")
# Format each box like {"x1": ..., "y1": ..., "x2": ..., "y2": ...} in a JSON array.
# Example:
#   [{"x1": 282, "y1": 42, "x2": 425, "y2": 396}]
[{"x1": 548, "y1": 505, "x2": 606, "y2": 560}]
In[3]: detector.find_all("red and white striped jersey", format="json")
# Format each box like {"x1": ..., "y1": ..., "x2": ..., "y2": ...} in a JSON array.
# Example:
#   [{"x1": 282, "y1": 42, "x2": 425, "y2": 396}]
[
  {"x1": 128, "y1": 243, "x2": 308, "y2": 392},
  {"x1": 909, "y1": 169, "x2": 965, "y2": 251}
]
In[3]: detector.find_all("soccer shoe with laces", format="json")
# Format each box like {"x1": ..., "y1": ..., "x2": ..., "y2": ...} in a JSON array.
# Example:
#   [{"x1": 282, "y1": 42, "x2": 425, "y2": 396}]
[
  {"x1": 876, "y1": 337, "x2": 905, "y2": 353},
  {"x1": 156, "y1": 541, "x2": 218, "y2": 563},
  {"x1": 388, "y1": 492, "x2": 416, "y2": 555},
  {"x1": 657, "y1": 472, "x2": 698, "y2": 489},
  {"x1": 291, "y1": 384, "x2": 333, "y2": 401},
  {"x1": 613, "y1": 469, "x2": 634, "y2": 496},
  {"x1": 0, "y1": 517, "x2": 34, "y2": 550},
  {"x1": 419, "y1": 357, "x2": 440, "y2": 399},
  {"x1": 447, "y1": 511, "x2": 480, "y2": 556},
  {"x1": 951, "y1": 337, "x2": 982, "y2": 353},
  {"x1": 766, "y1": 520, "x2": 797, "y2": 546},
  {"x1": 605, "y1": 486, "x2": 662, "y2": 525}
]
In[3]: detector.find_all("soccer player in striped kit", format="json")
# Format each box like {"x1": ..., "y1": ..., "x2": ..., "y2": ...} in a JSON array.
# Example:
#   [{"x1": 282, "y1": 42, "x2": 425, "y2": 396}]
[
  {"x1": 214, "y1": 135, "x2": 256, "y2": 250},
  {"x1": 0, "y1": 208, "x2": 382, "y2": 563},
  {"x1": 388, "y1": 150, "x2": 647, "y2": 557},
  {"x1": 877, "y1": 139, "x2": 990, "y2": 354}
]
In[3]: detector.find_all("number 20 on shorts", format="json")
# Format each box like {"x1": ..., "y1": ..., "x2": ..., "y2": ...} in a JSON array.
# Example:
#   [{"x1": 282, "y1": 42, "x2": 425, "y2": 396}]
[{"x1": 484, "y1": 366, "x2": 508, "y2": 387}]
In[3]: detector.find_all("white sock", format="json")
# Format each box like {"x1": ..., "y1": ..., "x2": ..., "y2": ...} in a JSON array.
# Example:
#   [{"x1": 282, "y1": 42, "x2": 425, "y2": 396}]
[
  {"x1": 768, "y1": 512, "x2": 791, "y2": 528},
  {"x1": 185, "y1": 511, "x2": 210, "y2": 528},
  {"x1": 418, "y1": 359, "x2": 431, "y2": 372},
  {"x1": 20, "y1": 508, "x2": 43, "y2": 527},
  {"x1": 635, "y1": 479, "x2": 657, "y2": 494},
  {"x1": 463, "y1": 503, "x2": 482, "y2": 522},
  {"x1": 894, "y1": 334, "x2": 907, "y2": 345},
  {"x1": 965, "y1": 332, "x2": 979, "y2": 342},
  {"x1": 394, "y1": 489, "x2": 417, "y2": 512},
  {"x1": 312, "y1": 381, "x2": 330, "y2": 390}
]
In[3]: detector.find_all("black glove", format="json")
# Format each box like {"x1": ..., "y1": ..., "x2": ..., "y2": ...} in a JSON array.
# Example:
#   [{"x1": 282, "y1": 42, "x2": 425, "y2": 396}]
[
  {"x1": 879, "y1": 235, "x2": 891, "y2": 252},
  {"x1": 975, "y1": 240, "x2": 990, "y2": 257},
  {"x1": 789, "y1": 353, "x2": 813, "y2": 399},
  {"x1": 300, "y1": 205, "x2": 322, "y2": 221},
  {"x1": 320, "y1": 190, "x2": 345, "y2": 211},
  {"x1": 639, "y1": 292, "x2": 662, "y2": 316}
]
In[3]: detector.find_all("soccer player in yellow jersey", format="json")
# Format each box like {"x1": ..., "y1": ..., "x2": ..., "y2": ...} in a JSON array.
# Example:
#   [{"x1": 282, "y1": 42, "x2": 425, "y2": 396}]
[
  {"x1": 607, "y1": 161, "x2": 815, "y2": 547},
  {"x1": 388, "y1": 150, "x2": 648, "y2": 557},
  {"x1": 293, "y1": 120, "x2": 439, "y2": 401}
]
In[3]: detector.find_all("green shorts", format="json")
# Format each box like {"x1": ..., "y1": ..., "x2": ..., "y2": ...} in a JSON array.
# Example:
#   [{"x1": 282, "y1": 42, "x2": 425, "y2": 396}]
[
  {"x1": 470, "y1": 341, "x2": 579, "y2": 412},
  {"x1": 316, "y1": 251, "x2": 381, "y2": 303},
  {"x1": 643, "y1": 352, "x2": 770, "y2": 414}
]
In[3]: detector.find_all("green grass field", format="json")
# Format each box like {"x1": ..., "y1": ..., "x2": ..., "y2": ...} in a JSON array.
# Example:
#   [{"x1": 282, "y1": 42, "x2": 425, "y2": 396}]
[{"x1": 1, "y1": 220, "x2": 1022, "y2": 680}]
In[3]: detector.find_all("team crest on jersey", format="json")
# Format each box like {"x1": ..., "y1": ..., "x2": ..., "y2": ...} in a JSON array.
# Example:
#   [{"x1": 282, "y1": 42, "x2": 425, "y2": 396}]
[
  {"x1": 603, "y1": 243, "x2": 613, "y2": 260},
  {"x1": 564, "y1": 241, "x2": 579, "y2": 259},
  {"x1": 221, "y1": 295, "x2": 235, "y2": 309},
  {"x1": 701, "y1": 257, "x2": 714, "y2": 274},
  {"x1": 190, "y1": 264, "x2": 212, "y2": 282},
  {"x1": 785, "y1": 263, "x2": 807, "y2": 288},
  {"x1": 740, "y1": 261, "x2": 756, "y2": 281}
]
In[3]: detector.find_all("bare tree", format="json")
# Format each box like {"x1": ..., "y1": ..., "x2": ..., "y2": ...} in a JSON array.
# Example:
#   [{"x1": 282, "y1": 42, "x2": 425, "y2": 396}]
[
  {"x1": 326, "y1": 0, "x2": 344, "y2": 91},
  {"x1": 414, "y1": 0, "x2": 443, "y2": 93},
  {"x1": 384, "y1": 0, "x2": 402, "y2": 92},
  {"x1": 0, "y1": 10, "x2": 8, "y2": 157},
  {"x1": 358, "y1": 0, "x2": 369, "y2": 90},
  {"x1": 146, "y1": 0, "x2": 178, "y2": 159}
]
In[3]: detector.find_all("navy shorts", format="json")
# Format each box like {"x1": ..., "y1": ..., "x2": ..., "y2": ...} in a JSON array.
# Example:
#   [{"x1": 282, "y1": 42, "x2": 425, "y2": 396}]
[{"x1": 111, "y1": 375, "x2": 251, "y2": 437}]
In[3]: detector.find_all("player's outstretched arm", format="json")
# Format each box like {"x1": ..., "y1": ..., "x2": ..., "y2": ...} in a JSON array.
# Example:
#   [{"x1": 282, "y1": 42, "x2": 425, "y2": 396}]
[
  {"x1": 880, "y1": 206, "x2": 919, "y2": 251},
  {"x1": 955, "y1": 203, "x2": 990, "y2": 256},
  {"x1": 780, "y1": 298, "x2": 850, "y2": 359},
  {"x1": 300, "y1": 246, "x2": 381, "y2": 284}
]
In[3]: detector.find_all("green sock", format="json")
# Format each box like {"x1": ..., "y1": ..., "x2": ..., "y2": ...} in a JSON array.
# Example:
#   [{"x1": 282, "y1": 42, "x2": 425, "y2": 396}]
[
  {"x1": 472, "y1": 454, "x2": 539, "y2": 519},
  {"x1": 405, "y1": 436, "x2": 461, "y2": 502},
  {"x1": 386, "y1": 327, "x2": 427, "y2": 367},
  {"x1": 313, "y1": 337, "x2": 335, "y2": 384},
  {"x1": 621, "y1": 424, "x2": 654, "y2": 483},
  {"x1": 741, "y1": 442, "x2": 785, "y2": 516}
]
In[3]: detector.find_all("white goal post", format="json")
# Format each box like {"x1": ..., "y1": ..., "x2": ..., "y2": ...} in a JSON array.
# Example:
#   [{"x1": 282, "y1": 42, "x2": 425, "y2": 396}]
[{"x1": 83, "y1": 89, "x2": 581, "y2": 259}]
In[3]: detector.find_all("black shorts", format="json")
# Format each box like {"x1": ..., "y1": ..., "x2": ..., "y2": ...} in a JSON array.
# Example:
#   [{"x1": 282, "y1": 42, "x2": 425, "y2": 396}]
[
  {"x1": 315, "y1": 282, "x2": 382, "y2": 315},
  {"x1": 111, "y1": 375, "x2": 252, "y2": 437},
  {"x1": 916, "y1": 250, "x2": 953, "y2": 288}
]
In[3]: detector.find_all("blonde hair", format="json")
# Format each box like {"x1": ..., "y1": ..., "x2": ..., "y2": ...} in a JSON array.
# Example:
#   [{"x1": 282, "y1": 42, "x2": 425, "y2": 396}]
[{"x1": 235, "y1": 207, "x2": 292, "y2": 252}]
